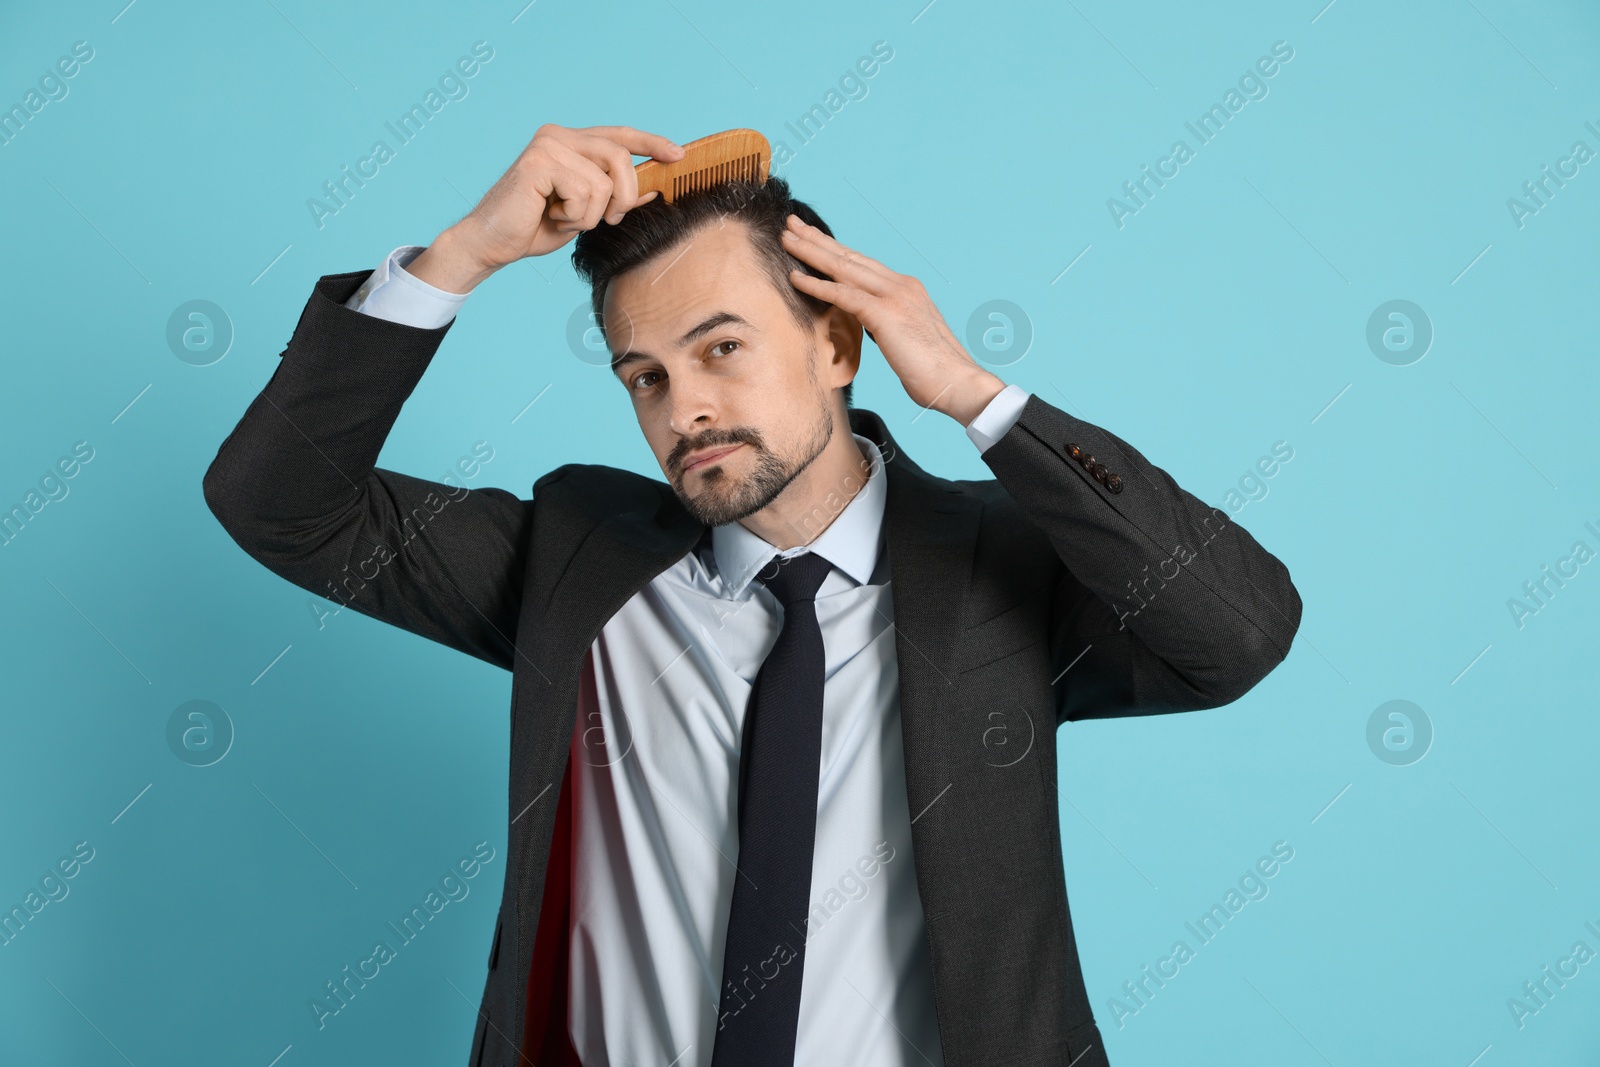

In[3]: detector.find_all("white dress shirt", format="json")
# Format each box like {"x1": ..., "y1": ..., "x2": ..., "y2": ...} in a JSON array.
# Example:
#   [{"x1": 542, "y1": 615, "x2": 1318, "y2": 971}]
[{"x1": 349, "y1": 245, "x2": 1030, "y2": 1065}]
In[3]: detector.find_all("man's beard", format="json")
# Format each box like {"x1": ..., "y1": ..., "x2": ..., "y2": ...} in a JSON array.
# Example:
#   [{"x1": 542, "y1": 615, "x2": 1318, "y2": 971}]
[{"x1": 669, "y1": 383, "x2": 834, "y2": 528}]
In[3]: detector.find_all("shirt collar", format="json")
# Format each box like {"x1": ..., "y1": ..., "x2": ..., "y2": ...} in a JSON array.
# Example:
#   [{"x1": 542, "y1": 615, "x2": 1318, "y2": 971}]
[{"x1": 709, "y1": 433, "x2": 887, "y2": 597}]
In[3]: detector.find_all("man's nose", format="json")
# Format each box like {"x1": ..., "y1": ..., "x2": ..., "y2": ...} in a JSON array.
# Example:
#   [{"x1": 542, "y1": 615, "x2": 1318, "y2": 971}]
[{"x1": 666, "y1": 369, "x2": 720, "y2": 437}]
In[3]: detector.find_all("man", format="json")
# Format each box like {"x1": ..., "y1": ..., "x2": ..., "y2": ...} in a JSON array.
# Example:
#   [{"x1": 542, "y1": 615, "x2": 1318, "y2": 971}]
[{"x1": 204, "y1": 124, "x2": 1302, "y2": 1067}]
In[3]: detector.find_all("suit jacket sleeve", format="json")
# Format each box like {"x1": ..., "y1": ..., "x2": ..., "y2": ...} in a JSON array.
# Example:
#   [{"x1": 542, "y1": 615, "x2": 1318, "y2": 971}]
[
  {"x1": 978, "y1": 392, "x2": 1303, "y2": 722},
  {"x1": 201, "y1": 269, "x2": 536, "y2": 672}
]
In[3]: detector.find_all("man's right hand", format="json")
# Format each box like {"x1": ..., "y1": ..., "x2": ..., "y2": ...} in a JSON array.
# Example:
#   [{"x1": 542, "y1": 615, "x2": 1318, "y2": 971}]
[{"x1": 407, "y1": 124, "x2": 685, "y2": 295}]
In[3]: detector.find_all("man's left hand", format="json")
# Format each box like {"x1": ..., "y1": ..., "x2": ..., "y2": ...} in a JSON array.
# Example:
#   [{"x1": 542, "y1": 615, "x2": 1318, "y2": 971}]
[{"x1": 781, "y1": 213, "x2": 1006, "y2": 426}]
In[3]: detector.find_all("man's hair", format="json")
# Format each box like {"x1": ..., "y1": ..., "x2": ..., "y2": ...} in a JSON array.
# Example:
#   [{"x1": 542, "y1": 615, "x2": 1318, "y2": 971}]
[{"x1": 571, "y1": 175, "x2": 853, "y2": 409}]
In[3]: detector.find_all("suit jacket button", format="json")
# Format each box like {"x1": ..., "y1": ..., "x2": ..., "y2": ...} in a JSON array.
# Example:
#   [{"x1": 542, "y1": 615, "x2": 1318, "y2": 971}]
[
  {"x1": 1106, "y1": 473, "x2": 1123, "y2": 493},
  {"x1": 1066, "y1": 443, "x2": 1081, "y2": 460},
  {"x1": 1092, "y1": 464, "x2": 1110, "y2": 485},
  {"x1": 1081, "y1": 453, "x2": 1097, "y2": 469}
]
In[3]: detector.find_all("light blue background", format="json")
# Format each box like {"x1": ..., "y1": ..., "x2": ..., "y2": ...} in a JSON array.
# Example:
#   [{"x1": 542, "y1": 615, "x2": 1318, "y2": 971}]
[{"x1": 2, "y1": 0, "x2": 1598, "y2": 1064}]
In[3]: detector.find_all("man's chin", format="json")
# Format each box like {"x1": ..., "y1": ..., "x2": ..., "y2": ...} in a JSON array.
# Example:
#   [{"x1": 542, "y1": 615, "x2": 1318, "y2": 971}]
[
  {"x1": 675, "y1": 482, "x2": 768, "y2": 527},
  {"x1": 668, "y1": 439, "x2": 810, "y2": 527}
]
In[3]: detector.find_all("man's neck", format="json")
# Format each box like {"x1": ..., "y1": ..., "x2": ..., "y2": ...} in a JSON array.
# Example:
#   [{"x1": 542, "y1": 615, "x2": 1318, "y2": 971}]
[{"x1": 737, "y1": 420, "x2": 873, "y2": 551}]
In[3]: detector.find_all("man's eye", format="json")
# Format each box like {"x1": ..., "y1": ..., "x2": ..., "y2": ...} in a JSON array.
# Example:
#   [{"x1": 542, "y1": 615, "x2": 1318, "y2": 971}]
[
  {"x1": 631, "y1": 371, "x2": 661, "y2": 390},
  {"x1": 712, "y1": 340, "x2": 740, "y2": 357}
]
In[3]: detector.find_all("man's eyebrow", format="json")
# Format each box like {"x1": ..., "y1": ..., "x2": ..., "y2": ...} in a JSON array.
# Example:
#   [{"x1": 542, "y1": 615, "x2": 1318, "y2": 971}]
[{"x1": 610, "y1": 311, "x2": 757, "y2": 379}]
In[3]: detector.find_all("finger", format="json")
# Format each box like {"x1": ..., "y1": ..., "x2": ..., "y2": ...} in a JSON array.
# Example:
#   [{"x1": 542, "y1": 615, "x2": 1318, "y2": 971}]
[
  {"x1": 572, "y1": 124, "x2": 684, "y2": 163},
  {"x1": 788, "y1": 268, "x2": 873, "y2": 319},
  {"x1": 543, "y1": 140, "x2": 613, "y2": 231},
  {"x1": 784, "y1": 216, "x2": 898, "y2": 282},
  {"x1": 533, "y1": 141, "x2": 593, "y2": 223},
  {"x1": 782, "y1": 225, "x2": 894, "y2": 295},
  {"x1": 571, "y1": 134, "x2": 645, "y2": 225}
]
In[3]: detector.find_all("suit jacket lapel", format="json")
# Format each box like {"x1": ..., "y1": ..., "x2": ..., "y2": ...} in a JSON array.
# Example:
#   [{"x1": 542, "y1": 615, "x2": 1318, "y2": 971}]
[
  {"x1": 857, "y1": 409, "x2": 987, "y2": 925},
  {"x1": 541, "y1": 498, "x2": 706, "y2": 670},
  {"x1": 849, "y1": 405, "x2": 985, "y2": 744}
]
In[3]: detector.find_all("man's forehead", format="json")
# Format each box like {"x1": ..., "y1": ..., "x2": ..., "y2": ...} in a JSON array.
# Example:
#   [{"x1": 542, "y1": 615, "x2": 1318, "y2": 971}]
[{"x1": 602, "y1": 220, "x2": 770, "y2": 338}]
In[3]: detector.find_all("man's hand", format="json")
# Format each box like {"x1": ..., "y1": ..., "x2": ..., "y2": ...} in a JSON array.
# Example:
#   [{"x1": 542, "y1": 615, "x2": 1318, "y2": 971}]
[
  {"x1": 408, "y1": 124, "x2": 685, "y2": 295},
  {"x1": 780, "y1": 214, "x2": 1006, "y2": 426}
]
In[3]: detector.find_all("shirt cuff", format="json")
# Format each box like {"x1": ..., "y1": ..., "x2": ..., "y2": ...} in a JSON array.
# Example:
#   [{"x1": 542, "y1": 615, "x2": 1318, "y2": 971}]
[
  {"x1": 965, "y1": 382, "x2": 1031, "y2": 454},
  {"x1": 344, "y1": 245, "x2": 470, "y2": 329}
]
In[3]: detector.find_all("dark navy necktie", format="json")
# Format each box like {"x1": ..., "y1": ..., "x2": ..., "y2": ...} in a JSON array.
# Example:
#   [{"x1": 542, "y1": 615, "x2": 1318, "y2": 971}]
[{"x1": 709, "y1": 549, "x2": 834, "y2": 1066}]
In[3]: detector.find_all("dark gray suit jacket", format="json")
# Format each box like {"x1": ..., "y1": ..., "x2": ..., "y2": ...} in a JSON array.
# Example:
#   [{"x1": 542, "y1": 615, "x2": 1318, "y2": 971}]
[{"x1": 204, "y1": 269, "x2": 1303, "y2": 1067}]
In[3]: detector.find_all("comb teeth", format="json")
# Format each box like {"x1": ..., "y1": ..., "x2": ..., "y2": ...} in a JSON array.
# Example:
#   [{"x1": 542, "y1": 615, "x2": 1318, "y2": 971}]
[
  {"x1": 634, "y1": 129, "x2": 772, "y2": 205},
  {"x1": 671, "y1": 152, "x2": 763, "y2": 200}
]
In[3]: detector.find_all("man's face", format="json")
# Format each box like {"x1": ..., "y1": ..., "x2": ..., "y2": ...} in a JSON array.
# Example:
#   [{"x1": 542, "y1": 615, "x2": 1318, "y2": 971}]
[{"x1": 604, "y1": 220, "x2": 855, "y2": 527}]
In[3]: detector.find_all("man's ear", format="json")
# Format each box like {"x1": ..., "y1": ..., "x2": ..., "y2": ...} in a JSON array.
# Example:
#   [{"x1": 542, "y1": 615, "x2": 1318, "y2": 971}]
[{"x1": 818, "y1": 305, "x2": 863, "y2": 392}]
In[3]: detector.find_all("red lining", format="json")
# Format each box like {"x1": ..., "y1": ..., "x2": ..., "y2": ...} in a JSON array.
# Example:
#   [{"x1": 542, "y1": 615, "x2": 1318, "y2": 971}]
[{"x1": 520, "y1": 743, "x2": 581, "y2": 1065}]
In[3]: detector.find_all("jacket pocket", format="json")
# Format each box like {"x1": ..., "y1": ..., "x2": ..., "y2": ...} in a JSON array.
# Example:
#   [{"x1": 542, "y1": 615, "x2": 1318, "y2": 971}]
[{"x1": 955, "y1": 596, "x2": 1042, "y2": 673}]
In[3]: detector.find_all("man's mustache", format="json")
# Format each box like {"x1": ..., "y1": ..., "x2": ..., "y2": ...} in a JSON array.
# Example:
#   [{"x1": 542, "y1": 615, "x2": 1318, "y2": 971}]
[{"x1": 670, "y1": 429, "x2": 764, "y2": 473}]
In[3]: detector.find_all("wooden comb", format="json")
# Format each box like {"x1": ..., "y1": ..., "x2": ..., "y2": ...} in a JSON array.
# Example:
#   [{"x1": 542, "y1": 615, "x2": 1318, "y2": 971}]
[{"x1": 634, "y1": 128, "x2": 771, "y2": 205}]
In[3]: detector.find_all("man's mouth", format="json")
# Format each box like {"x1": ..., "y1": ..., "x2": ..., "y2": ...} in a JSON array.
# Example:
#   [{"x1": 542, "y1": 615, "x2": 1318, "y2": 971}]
[{"x1": 682, "y1": 443, "x2": 743, "y2": 472}]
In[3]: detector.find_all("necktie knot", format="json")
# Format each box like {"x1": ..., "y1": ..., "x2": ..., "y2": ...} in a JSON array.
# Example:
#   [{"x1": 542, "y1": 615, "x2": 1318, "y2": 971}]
[{"x1": 755, "y1": 551, "x2": 833, "y2": 607}]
